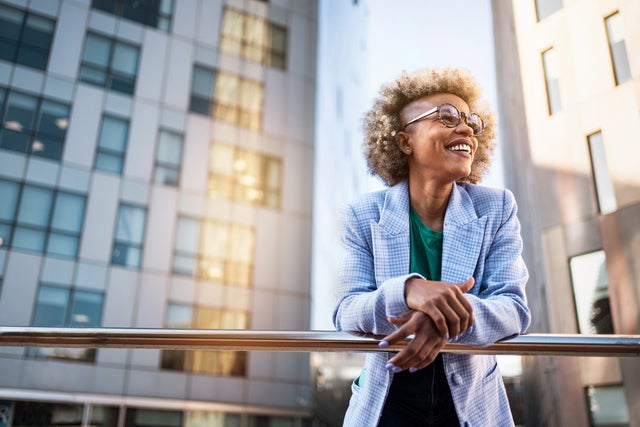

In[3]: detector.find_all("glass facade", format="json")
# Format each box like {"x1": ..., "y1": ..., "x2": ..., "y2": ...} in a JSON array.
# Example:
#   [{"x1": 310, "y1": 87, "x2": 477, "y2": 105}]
[
  {"x1": 0, "y1": 87, "x2": 71, "y2": 160},
  {"x1": 153, "y1": 129, "x2": 183, "y2": 186},
  {"x1": 0, "y1": 3, "x2": 56, "y2": 70},
  {"x1": 112, "y1": 203, "x2": 147, "y2": 268},
  {"x1": 220, "y1": 8, "x2": 288, "y2": 70},
  {"x1": 95, "y1": 114, "x2": 129, "y2": 174},
  {"x1": 173, "y1": 216, "x2": 255, "y2": 287},
  {"x1": 92, "y1": 0, "x2": 174, "y2": 32},
  {"x1": 190, "y1": 68, "x2": 264, "y2": 131},
  {"x1": 0, "y1": 179, "x2": 86, "y2": 258},
  {"x1": 161, "y1": 304, "x2": 248, "y2": 376},
  {"x1": 542, "y1": 47, "x2": 561, "y2": 115},
  {"x1": 79, "y1": 32, "x2": 140, "y2": 95},
  {"x1": 29, "y1": 284, "x2": 104, "y2": 361},
  {"x1": 209, "y1": 143, "x2": 281, "y2": 209},
  {"x1": 604, "y1": 12, "x2": 632, "y2": 86}
]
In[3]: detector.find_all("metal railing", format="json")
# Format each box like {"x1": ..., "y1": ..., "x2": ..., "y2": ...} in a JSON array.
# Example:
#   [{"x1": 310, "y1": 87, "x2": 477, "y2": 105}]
[{"x1": 1, "y1": 327, "x2": 639, "y2": 357}]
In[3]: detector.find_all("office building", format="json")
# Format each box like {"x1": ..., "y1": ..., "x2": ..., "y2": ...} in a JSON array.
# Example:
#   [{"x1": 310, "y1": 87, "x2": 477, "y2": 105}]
[
  {"x1": 492, "y1": 0, "x2": 640, "y2": 425},
  {"x1": 0, "y1": 0, "x2": 317, "y2": 425}
]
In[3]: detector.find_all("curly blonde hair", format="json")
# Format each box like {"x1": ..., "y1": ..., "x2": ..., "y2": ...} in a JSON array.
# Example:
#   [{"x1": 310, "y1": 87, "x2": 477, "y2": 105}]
[{"x1": 362, "y1": 67, "x2": 496, "y2": 186}]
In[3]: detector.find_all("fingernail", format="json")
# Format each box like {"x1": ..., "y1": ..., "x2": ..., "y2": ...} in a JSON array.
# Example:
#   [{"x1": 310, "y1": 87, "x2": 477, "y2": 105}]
[
  {"x1": 388, "y1": 314, "x2": 397, "y2": 319},
  {"x1": 385, "y1": 363, "x2": 395, "y2": 371},
  {"x1": 378, "y1": 340, "x2": 389, "y2": 348},
  {"x1": 392, "y1": 366, "x2": 403, "y2": 373},
  {"x1": 409, "y1": 367, "x2": 418, "y2": 373}
]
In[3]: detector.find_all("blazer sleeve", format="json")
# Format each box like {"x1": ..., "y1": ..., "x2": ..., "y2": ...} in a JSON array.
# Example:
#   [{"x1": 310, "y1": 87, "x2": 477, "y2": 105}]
[
  {"x1": 332, "y1": 203, "x2": 416, "y2": 336},
  {"x1": 454, "y1": 189, "x2": 531, "y2": 347}
]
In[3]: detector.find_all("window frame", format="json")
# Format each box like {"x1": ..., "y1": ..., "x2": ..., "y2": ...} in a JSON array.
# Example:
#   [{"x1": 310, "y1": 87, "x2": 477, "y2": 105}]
[
  {"x1": 79, "y1": 32, "x2": 141, "y2": 95},
  {"x1": 0, "y1": 3, "x2": 56, "y2": 70},
  {"x1": 541, "y1": 47, "x2": 561, "y2": 115},
  {"x1": 153, "y1": 129, "x2": 184, "y2": 186},
  {"x1": 604, "y1": 11, "x2": 632, "y2": 86},
  {"x1": 111, "y1": 202, "x2": 148, "y2": 269},
  {"x1": 94, "y1": 114, "x2": 130, "y2": 175}
]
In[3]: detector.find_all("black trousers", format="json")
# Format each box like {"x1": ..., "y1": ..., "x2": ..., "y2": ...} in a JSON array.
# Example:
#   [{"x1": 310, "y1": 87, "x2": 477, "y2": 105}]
[{"x1": 377, "y1": 355, "x2": 460, "y2": 427}]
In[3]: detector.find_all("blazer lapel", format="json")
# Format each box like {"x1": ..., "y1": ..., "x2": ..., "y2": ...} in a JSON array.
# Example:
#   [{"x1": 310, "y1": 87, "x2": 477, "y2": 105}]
[
  {"x1": 371, "y1": 181, "x2": 411, "y2": 285},
  {"x1": 441, "y1": 184, "x2": 487, "y2": 290}
]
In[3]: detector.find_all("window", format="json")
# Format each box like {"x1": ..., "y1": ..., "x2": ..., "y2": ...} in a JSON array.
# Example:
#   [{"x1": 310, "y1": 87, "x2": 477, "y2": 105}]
[
  {"x1": 569, "y1": 250, "x2": 613, "y2": 334},
  {"x1": 79, "y1": 32, "x2": 140, "y2": 95},
  {"x1": 124, "y1": 408, "x2": 183, "y2": 427},
  {"x1": 0, "y1": 4, "x2": 56, "y2": 70},
  {"x1": 586, "y1": 385, "x2": 630, "y2": 426},
  {"x1": 12, "y1": 401, "x2": 85, "y2": 426},
  {"x1": 161, "y1": 304, "x2": 248, "y2": 376},
  {"x1": 173, "y1": 216, "x2": 254, "y2": 287},
  {"x1": 153, "y1": 129, "x2": 183, "y2": 186},
  {"x1": 189, "y1": 67, "x2": 264, "y2": 131},
  {"x1": 112, "y1": 203, "x2": 147, "y2": 268},
  {"x1": 0, "y1": 179, "x2": 86, "y2": 258},
  {"x1": 209, "y1": 143, "x2": 282, "y2": 208},
  {"x1": 605, "y1": 12, "x2": 632, "y2": 86},
  {"x1": 28, "y1": 284, "x2": 104, "y2": 361},
  {"x1": 587, "y1": 132, "x2": 617, "y2": 214},
  {"x1": 92, "y1": 0, "x2": 174, "y2": 32},
  {"x1": 95, "y1": 115, "x2": 129, "y2": 174},
  {"x1": 0, "y1": 87, "x2": 71, "y2": 160},
  {"x1": 535, "y1": 0, "x2": 563, "y2": 21},
  {"x1": 220, "y1": 8, "x2": 288, "y2": 70},
  {"x1": 542, "y1": 47, "x2": 561, "y2": 115}
]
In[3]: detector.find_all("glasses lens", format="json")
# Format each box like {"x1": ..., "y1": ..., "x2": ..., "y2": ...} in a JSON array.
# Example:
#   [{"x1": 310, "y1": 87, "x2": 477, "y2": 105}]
[
  {"x1": 466, "y1": 113, "x2": 484, "y2": 135},
  {"x1": 438, "y1": 104, "x2": 460, "y2": 127}
]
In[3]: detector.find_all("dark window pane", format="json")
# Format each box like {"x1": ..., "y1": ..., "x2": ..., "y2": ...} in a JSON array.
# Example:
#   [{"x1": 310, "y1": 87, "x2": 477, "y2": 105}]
[
  {"x1": 4, "y1": 91, "x2": 38, "y2": 134},
  {"x1": 32, "y1": 286, "x2": 69, "y2": 326},
  {"x1": 83, "y1": 33, "x2": 111, "y2": 67},
  {"x1": 69, "y1": 290, "x2": 103, "y2": 327},
  {"x1": 189, "y1": 96, "x2": 211, "y2": 115},
  {"x1": 0, "y1": 179, "x2": 20, "y2": 221}
]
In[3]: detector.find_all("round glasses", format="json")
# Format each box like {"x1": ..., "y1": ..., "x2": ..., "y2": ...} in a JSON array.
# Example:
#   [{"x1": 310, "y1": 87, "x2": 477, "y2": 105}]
[{"x1": 403, "y1": 103, "x2": 485, "y2": 136}]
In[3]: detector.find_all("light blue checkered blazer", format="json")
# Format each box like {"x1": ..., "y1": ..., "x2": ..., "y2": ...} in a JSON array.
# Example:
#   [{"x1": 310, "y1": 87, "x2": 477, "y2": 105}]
[{"x1": 333, "y1": 180, "x2": 531, "y2": 427}]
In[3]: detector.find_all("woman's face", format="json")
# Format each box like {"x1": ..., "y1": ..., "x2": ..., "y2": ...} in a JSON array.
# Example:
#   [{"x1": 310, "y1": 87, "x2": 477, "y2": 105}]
[{"x1": 398, "y1": 93, "x2": 478, "y2": 184}]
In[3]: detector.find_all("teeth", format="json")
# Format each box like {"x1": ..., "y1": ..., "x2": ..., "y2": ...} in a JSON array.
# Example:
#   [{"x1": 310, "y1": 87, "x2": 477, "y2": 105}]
[{"x1": 448, "y1": 144, "x2": 471, "y2": 153}]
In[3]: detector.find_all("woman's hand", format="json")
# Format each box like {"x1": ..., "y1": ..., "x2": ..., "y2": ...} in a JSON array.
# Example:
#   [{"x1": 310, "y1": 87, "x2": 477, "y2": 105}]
[
  {"x1": 379, "y1": 310, "x2": 448, "y2": 372},
  {"x1": 405, "y1": 276, "x2": 474, "y2": 339}
]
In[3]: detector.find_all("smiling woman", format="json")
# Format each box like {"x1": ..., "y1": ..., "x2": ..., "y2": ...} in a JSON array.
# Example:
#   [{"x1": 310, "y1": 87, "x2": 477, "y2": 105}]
[{"x1": 332, "y1": 67, "x2": 530, "y2": 426}]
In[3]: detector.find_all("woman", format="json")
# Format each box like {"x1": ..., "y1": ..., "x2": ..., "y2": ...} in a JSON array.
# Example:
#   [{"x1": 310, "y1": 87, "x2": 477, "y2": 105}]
[{"x1": 333, "y1": 68, "x2": 531, "y2": 426}]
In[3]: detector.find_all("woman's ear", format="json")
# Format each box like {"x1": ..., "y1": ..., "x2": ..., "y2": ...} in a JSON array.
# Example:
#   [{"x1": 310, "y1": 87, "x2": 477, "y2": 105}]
[{"x1": 396, "y1": 132, "x2": 412, "y2": 155}]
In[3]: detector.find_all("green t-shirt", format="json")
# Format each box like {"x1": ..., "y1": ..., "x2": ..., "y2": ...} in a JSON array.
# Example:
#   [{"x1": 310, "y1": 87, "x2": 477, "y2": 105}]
[{"x1": 409, "y1": 206, "x2": 443, "y2": 281}]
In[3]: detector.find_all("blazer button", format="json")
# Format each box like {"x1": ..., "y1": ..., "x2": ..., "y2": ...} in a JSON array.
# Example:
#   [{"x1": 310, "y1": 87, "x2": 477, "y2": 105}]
[{"x1": 451, "y1": 373, "x2": 463, "y2": 385}]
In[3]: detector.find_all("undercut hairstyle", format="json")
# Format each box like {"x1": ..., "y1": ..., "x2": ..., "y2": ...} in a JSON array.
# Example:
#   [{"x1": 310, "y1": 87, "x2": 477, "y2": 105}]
[{"x1": 362, "y1": 67, "x2": 496, "y2": 186}]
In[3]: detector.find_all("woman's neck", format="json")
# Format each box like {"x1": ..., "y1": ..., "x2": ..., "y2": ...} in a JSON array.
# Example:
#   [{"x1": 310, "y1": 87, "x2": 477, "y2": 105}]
[{"x1": 408, "y1": 178, "x2": 453, "y2": 232}]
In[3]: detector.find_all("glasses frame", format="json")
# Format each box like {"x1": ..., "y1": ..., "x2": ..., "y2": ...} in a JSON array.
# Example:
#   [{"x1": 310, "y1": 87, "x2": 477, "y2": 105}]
[{"x1": 402, "y1": 103, "x2": 484, "y2": 136}]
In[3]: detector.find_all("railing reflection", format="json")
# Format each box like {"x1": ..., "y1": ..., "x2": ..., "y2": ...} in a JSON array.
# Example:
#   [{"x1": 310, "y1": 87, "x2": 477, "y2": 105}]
[{"x1": 1, "y1": 327, "x2": 639, "y2": 357}]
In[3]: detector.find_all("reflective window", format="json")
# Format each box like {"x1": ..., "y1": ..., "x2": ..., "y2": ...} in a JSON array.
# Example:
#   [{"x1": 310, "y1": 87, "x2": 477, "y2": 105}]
[
  {"x1": 605, "y1": 12, "x2": 632, "y2": 86},
  {"x1": 209, "y1": 143, "x2": 282, "y2": 209},
  {"x1": 0, "y1": 4, "x2": 56, "y2": 70},
  {"x1": 542, "y1": 47, "x2": 561, "y2": 115},
  {"x1": 0, "y1": 87, "x2": 71, "y2": 160},
  {"x1": 220, "y1": 8, "x2": 288, "y2": 70},
  {"x1": 173, "y1": 216, "x2": 255, "y2": 287},
  {"x1": 92, "y1": 0, "x2": 174, "y2": 32},
  {"x1": 0, "y1": 179, "x2": 86, "y2": 257},
  {"x1": 95, "y1": 115, "x2": 129, "y2": 174},
  {"x1": 29, "y1": 284, "x2": 104, "y2": 361},
  {"x1": 124, "y1": 408, "x2": 182, "y2": 427},
  {"x1": 586, "y1": 385, "x2": 630, "y2": 426},
  {"x1": 189, "y1": 68, "x2": 263, "y2": 131},
  {"x1": 112, "y1": 203, "x2": 147, "y2": 268},
  {"x1": 587, "y1": 132, "x2": 617, "y2": 214},
  {"x1": 153, "y1": 129, "x2": 183, "y2": 186},
  {"x1": 535, "y1": 0, "x2": 563, "y2": 21},
  {"x1": 161, "y1": 304, "x2": 248, "y2": 376},
  {"x1": 569, "y1": 250, "x2": 613, "y2": 334},
  {"x1": 12, "y1": 401, "x2": 84, "y2": 426},
  {"x1": 79, "y1": 32, "x2": 140, "y2": 95}
]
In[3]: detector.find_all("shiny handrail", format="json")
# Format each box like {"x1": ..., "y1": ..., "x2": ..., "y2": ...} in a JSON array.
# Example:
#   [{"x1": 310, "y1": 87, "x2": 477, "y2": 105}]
[{"x1": 1, "y1": 327, "x2": 639, "y2": 357}]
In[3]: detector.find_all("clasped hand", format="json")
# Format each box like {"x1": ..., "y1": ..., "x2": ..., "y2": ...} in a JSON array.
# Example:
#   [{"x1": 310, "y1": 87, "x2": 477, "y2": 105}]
[{"x1": 380, "y1": 277, "x2": 474, "y2": 372}]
